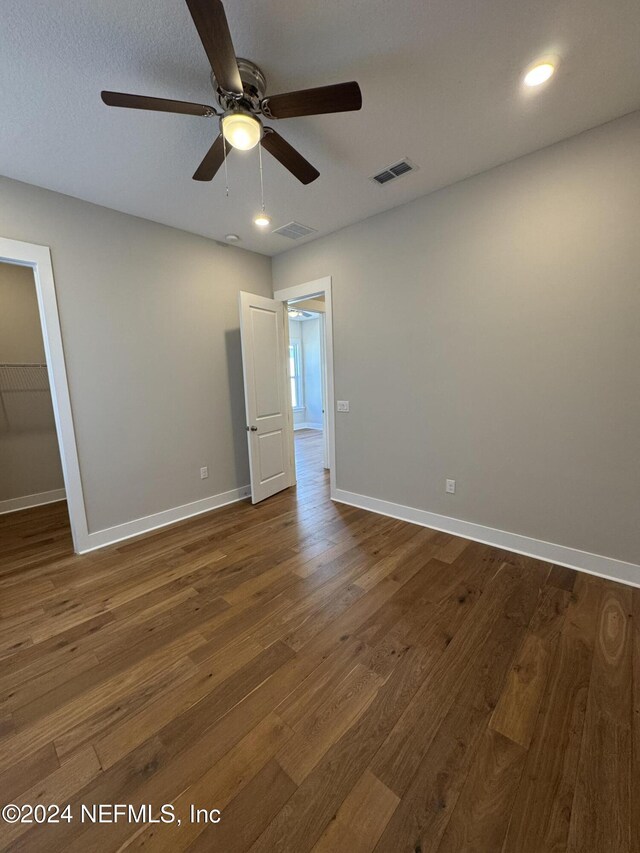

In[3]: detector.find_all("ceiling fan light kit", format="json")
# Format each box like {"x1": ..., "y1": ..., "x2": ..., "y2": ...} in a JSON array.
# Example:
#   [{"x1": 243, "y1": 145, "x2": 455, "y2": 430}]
[
  {"x1": 99, "y1": 0, "x2": 363, "y2": 228},
  {"x1": 220, "y1": 109, "x2": 262, "y2": 151}
]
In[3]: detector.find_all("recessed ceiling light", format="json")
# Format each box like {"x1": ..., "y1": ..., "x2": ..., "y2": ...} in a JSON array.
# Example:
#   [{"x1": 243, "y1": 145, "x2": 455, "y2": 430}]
[
  {"x1": 524, "y1": 61, "x2": 556, "y2": 87},
  {"x1": 253, "y1": 213, "x2": 271, "y2": 228},
  {"x1": 225, "y1": 234, "x2": 241, "y2": 243}
]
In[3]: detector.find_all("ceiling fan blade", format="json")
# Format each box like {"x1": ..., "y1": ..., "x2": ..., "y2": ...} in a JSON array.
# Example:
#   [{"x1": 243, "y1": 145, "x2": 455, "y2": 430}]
[
  {"x1": 262, "y1": 81, "x2": 362, "y2": 119},
  {"x1": 193, "y1": 134, "x2": 228, "y2": 181},
  {"x1": 261, "y1": 129, "x2": 319, "y2": 185},
  {"x1": 101, "y1": 91, "x2": 216, "y2": 117},
  {"x1": 185, "y1": 0, "x2": 243, "y2": 96}
]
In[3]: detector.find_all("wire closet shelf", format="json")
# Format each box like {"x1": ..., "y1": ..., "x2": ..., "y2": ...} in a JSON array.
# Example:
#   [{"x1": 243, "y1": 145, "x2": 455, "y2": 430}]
[{"x1": 0, "y1": 363, "x2": 50, "y2": 393}]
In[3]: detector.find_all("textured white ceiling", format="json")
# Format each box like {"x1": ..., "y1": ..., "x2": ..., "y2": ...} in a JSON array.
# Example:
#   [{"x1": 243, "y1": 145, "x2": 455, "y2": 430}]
[{"x1": 2, "y1": 0, "x2": 639, "y2": 255}]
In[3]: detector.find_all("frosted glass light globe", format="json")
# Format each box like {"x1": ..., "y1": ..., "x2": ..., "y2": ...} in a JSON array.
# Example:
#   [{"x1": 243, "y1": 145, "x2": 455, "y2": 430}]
[{"x1": 221, "y1": 111, "x2": 262, "y2": 150}]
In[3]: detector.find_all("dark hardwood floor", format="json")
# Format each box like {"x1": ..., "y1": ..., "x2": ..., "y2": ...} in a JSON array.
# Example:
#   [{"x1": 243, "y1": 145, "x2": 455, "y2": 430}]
[{"x1": 0, "y1": 429, "x2": 636, "y2": 851}]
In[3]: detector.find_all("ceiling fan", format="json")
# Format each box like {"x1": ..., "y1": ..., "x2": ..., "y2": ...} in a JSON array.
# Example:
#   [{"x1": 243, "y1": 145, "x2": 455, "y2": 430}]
[
  {"x1": 288, "y1": 307, "x2": 315, "y2": 319},
  {"x1": 101, "y1": 0, "x2": 362, "y2": 186}
]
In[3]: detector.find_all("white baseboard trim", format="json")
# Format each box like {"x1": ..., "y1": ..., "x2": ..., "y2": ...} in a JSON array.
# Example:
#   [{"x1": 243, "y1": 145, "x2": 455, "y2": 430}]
[
  {"x1": 294, "y1": 422, "x2": 323, "y2": 431},
  {"x1": 333, "y1": 488, "x2": 640, "y2": 589},
  {"x1": 79, "y1": 485, "x2": 251, "y2": 554},
  {"x1": 0, "y1": 488, "x2": 66, "y2": 515}
]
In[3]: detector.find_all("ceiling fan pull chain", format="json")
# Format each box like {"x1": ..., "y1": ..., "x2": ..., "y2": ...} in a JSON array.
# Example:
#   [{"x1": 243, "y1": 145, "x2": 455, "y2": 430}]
[
  {"x1": 223, "y1": 132, "x2": 229, "y2": 196},
  {"x1": 258, "y1": 141, "x2": 266, "y2": 212}
]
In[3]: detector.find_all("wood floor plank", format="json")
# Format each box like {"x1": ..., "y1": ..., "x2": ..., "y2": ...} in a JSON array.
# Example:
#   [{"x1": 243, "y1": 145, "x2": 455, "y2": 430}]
[
  {"x1": 311, "y1": 770, "x2": 399, "y2": 853},
  {"x1": 142, "y1": 640, "x2": 295, "y2": 769},
  {"x1": 94, "y1": 635, "x2": 265, "y2": 769},
  {"x1": 371, "y1": 561, "x2": 547, "y2": 798},
  {"x1": 275, "y1": 635, "x2": 369, "y2": 729},
  {"x1": 0, "y1": 742, "x2": 59, "y2": 802},
  {"x1": 490, "y1": 585, "x2": 570, "y2": 748},
  {"x1": 249, "y1": 642, "x2": 440, "y2": 853},
  {"x1": 501, "y1": 575, "x2": 602, "y2": 853},
  {"x1": 435, "y1": 728, "x2": 526, "y2": 853},
  {"x1": 1, "y1": 634, "x2": 202, "y2": 769},
  {"x1": 277, "y1": 662, "x2": 384, "y2": 785},
  {"x1": 2, "y1": 745, "x2": 102, "y2": 847},
  {"x1": 0, "y1": 612, "x2": 115, "y2": 692},
  {"x1": 125, "y1": 712, "x2": 293, "y2": 851},
  {"x1": 186, "y1": 758, "x2": 297, "y2": 853},
  {"x1": 632, "y1": 588, "x2": 640, "y2": 853},
  {"x1": 373, "y1": 561, "x2": 545, "y2": 853},
  {"x1": 0, "y1": 650, "x2": 100, "y2": 716},
  {"x1": 548, "y1": 564, "x2": 578, "y2": 591},
  {"x1": 566, "y1": 583, "x2": 632, "y2": 853}
]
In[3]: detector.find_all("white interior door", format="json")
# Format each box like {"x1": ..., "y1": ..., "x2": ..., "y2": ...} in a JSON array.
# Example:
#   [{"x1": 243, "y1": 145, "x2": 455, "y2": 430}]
[{"x1": 239, "y1": 291, "x2": 293, "y2": 504}]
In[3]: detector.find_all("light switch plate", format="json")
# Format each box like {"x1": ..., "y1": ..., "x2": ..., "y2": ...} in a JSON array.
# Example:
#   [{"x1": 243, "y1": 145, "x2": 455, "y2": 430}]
[
  {"x1": 200, "y1": 467, "x2": 209, "y2": 479},
  {"x1": 337, "y1": 401, "x2": 350, "y2": 412},
  {"x1": 446, "y1": 478, "x2": 456, "y2": 494}
]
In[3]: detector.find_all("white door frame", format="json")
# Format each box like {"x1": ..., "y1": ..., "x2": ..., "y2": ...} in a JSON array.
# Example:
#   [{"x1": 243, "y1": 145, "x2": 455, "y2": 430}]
[
  {"x1": 273, "y1": 277, "x2": 336, "y2": 499},
  {"x1": 0, "y1": 236, "x2": 89, "y2": 552}
]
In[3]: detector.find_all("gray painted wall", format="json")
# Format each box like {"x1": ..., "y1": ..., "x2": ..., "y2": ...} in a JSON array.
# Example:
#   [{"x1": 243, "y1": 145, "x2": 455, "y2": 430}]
[
  {"x1": 273, "y1": 111, "x2": 640, "y2": 565},
  {"x1": 0, "y1": 261, "x2": 64, "y2": 501},
  {"x1": 0, "y1": 176, "x2": 272, "y2": 532}
]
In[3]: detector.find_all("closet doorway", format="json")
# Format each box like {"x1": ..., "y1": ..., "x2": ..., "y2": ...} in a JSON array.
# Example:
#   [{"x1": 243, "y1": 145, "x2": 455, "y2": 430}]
[
  {"x1": 0, "y1": 237, "x2": 88, "y2": 553},
  {"x1": 0, "y1": 261, "x2": 68, "y2": 519}
]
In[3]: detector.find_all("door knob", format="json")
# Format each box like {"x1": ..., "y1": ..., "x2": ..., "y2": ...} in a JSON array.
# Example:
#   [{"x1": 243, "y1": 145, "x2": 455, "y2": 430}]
[{"x1": 250, "y1": 426, "x2": 258, "y2": 431}]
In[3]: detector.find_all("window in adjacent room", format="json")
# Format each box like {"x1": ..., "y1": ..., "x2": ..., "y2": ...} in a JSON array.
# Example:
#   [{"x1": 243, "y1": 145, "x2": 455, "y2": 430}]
[{"x1": 289, "y1": 342, "x2": 303, "y2": 409}]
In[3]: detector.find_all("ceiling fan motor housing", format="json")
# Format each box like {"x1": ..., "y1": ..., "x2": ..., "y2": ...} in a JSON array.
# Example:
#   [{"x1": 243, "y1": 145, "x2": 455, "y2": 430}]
[{"x1": 211, "y1": 58, "x2": 267, "y2": 113}]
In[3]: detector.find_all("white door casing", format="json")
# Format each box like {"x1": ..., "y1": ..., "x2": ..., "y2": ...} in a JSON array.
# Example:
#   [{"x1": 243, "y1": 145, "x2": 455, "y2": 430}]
[{"x1": 239, "y1": 291, "x2": 294, "y2": 504}]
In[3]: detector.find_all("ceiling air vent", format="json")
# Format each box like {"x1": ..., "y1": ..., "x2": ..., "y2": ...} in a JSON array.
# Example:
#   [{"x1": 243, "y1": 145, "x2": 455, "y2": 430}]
[
  {"x1": 371, "y1": 158, "x2": 417, "y2": 185},
  {"x1": 272, "y1": 221, "x2": 317, "y2": 240}
]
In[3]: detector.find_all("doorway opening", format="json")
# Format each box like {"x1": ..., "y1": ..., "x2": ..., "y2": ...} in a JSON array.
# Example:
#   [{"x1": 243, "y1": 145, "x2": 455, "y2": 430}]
[
  {"x1": 238, "y1": 277, "x2": 335, "y2": 506},
  {"x1": 0, "y1": 261, "x2": 68, "y2": 515},
  {"x1": 274, "y1": 277, "x2": 335, "y2": 500},
  {"x1": 287, "y1": 296, "x2": 328, "y2": 479},
  {"x1": 0, "y1": 237, "x2": 88, "y2": 553}
]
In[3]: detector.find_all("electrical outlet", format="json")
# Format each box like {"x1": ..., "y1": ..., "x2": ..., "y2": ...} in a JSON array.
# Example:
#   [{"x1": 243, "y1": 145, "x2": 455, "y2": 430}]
[
  {"x1": 337, "y1": 400, "x2": 350, "y2": 412},
  {"x1": 200, "y1": 467, "x2": 209, "y2": 479},
  {"x1": 446, "y1": 479, "x2": 456, "y2": 494}
]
